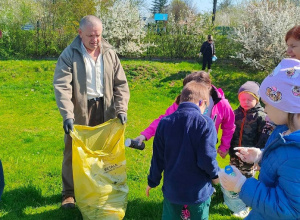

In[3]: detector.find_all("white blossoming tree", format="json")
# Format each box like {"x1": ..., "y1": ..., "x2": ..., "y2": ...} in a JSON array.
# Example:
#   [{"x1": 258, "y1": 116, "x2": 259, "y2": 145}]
[
  {"x1": 231, "y1": 0, "x2": 300, "y2": 70},
  {"x1": 99, "y1": 0, "x2": 149, "y2": 57}
]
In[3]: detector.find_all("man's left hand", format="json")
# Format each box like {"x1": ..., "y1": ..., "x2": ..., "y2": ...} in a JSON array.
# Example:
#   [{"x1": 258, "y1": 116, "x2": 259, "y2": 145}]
[{"x1": 118, "y1": 113, "x2": 127, "y2": 124}]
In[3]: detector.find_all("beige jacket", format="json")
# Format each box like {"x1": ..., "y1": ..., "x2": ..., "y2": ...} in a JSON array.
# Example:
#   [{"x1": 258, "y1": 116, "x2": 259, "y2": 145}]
[{"x1": 53, "y1": 36, "x2": 130, "y2": 125}]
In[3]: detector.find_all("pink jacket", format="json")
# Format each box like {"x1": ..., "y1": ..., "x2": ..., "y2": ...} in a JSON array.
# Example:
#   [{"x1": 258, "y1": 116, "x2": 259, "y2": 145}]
[{"x1": 141, "y1": 85, "x2": 235, "y2": 152}]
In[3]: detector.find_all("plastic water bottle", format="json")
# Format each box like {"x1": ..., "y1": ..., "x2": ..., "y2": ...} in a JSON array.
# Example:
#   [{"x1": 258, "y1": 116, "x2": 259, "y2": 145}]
[
  {"x1": 221, "y1": 165, "x2": 247, "y2": 213},
  {"x1": 125, "y1": 138, "x2": 145, "y2": 150},
  {"x1": 224, "y1": 166, "x2": 239, "y2": 195}
]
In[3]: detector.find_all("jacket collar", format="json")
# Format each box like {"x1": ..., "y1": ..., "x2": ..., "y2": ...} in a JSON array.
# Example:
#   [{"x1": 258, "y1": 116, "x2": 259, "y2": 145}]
[
  {"x1": 238, "y1": 103, "x2": 264, "y2": 113},
  {"x1": 178, "y1": 102, "x2": 201, "y2": 112},
  {"x1": 263, "y1": 125, "x2": 300, "y2": 158}
]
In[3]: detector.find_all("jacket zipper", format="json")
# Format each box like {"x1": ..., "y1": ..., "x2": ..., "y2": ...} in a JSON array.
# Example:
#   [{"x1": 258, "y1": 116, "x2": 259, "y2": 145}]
[{"x1": 238, "y1": 110, "x2": 246, "y2": 146}]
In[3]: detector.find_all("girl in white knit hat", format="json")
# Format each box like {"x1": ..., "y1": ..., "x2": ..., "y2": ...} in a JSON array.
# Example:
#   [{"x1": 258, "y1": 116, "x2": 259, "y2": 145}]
[{"x1": 219, "y1": 58, "x2": 300, "y2": 220}]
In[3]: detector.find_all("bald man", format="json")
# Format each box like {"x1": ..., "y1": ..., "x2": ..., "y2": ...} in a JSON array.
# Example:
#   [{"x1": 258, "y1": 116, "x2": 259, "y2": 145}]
[{"x1": 53, "y1": 15, "x2": 130, "y2": 208}]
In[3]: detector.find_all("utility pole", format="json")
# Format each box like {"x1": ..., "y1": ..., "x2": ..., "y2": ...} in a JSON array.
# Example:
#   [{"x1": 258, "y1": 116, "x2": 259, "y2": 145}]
[{"x1": 212, "y1": 0, "x2": 217, "y2": 25}]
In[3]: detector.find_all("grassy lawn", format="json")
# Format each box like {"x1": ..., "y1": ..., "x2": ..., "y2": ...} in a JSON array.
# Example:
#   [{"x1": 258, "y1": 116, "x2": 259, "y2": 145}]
[{"x1": 0, "y1": 59, "x2": 267, "y2": 219}]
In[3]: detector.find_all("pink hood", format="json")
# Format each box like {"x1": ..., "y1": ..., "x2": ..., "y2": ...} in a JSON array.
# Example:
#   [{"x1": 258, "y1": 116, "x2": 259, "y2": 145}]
[{"x1": 141, "y1": 85, "x2": 235, "y2": 152}]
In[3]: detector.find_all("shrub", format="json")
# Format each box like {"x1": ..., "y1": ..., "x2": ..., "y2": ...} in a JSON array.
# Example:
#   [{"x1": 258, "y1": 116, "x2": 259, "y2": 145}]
[
  {"x1": 230, "y1": 0, "x2": 300, "y2": 70},
  {"x1": 143, "y1": 11, "x2": 216, "y2": 59}
]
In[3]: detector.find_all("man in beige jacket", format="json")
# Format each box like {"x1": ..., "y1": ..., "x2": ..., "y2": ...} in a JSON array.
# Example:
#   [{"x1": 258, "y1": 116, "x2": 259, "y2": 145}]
[{"x1": 53, "y1": 15, "x2": 130, "y2": 208}]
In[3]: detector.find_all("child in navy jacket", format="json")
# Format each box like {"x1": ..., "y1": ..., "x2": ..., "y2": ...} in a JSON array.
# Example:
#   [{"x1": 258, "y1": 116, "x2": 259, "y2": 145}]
[{"x1": 146, "y1": 81, "x2": 219, "y2": 220}]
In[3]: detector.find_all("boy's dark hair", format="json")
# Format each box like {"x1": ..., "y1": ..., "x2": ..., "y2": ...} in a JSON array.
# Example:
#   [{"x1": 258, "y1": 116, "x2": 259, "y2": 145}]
[
  {"x1": 208, "y1": 35, "x2": 213, "y2": 41},
  {"x1": 180, "y1": 81, "x2": 210, "y2": 105},
  {"x1": 176, "y1": 71, "x2": 211, "y2": 104}
]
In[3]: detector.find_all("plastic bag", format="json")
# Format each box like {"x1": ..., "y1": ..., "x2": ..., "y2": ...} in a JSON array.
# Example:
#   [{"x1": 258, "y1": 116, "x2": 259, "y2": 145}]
[{"x1": 70, "y1": 118, "x2": 128, "y2": 220}]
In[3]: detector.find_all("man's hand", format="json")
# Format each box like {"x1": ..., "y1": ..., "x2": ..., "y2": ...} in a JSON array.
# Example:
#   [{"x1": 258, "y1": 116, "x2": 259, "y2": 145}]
[
  {"x1": 118, "y1": 113, "x2": 127, "y2": 125},
  {"x1": 134, "y1": 135, "x2": 146, "y2": 145},
  {"x1": 63, "y1": 118, "x2": 74, "y2": 134},
  {"x1": 234, "y1": 147, "x2": 262, "y2": 164},
  {"x1": 146, "y1": 185, "x2": 152, "y2": 197}
]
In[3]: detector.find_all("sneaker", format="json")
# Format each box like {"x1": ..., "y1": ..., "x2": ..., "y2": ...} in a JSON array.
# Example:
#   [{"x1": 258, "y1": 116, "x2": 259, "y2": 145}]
[
  {"x1": 180, "y1": 205, "x2": 191, "y2": 220},
  {"x1": 233, "y1": 207, "x2": 250, "y2": 218},
  {"x1": 61, "y1": 196, "x2": 75, "y2": 209}
]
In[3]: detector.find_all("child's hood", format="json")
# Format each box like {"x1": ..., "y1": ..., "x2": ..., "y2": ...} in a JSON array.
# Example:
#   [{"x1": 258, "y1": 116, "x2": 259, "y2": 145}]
[
  {"x1": 263, "y1": 125, "x2": 300, "y2": 159},
  {"x1": 285, "y1": 130, "x2": 300, "y2": 143},
  {"x1": 211, "y1": 85, "x2": 224, "y2": 104}
]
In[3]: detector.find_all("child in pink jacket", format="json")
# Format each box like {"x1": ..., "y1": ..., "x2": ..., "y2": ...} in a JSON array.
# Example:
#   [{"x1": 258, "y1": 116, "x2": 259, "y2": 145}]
[{"x1": 134, "y1": 71, "x2": 235, "y2": 158}]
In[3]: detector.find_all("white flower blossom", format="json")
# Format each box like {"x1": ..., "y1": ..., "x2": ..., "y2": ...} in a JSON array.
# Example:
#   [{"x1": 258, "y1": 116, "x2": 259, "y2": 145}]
[
  {"x1": 230, "y1": 0, "x2": 300, "y2": 70},
  {"x1": 99, "y1": 0, "x2": 149, "y2": 57}
]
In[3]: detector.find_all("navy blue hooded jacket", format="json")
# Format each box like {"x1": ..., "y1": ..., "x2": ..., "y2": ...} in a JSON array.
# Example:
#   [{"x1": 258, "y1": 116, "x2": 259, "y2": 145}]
[{"x1": 148, "y1": 102, "x2": 219, "y2": 205}]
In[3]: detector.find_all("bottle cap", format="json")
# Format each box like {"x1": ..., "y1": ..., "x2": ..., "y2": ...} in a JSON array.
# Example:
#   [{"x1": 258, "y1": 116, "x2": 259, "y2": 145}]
[
  {"x1": 125, "y1": 138, "x2": 131, "y2": 147},
  {"x1": 225, "y1": 165, "x2": 233, "y2": 175}
]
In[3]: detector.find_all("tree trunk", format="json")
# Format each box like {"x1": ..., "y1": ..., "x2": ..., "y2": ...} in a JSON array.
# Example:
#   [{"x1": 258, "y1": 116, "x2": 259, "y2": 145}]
[{"x1": 212, "y1": 0, "x2": 217, "y2": 25}]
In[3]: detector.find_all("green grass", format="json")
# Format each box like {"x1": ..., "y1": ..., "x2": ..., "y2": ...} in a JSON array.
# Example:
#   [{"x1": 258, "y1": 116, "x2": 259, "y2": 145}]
[{"x1": 0, "y1": 59, "x2": 267, "y2": 219}]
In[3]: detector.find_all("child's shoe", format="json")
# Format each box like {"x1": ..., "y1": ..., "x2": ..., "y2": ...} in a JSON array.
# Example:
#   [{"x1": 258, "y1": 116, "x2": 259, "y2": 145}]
[
  {"x1": 180, "y1": 205, "x2": 191, "y2": 220},
  {"x1": 233, "y1": 207, "x2": 250, "y2": 218}
]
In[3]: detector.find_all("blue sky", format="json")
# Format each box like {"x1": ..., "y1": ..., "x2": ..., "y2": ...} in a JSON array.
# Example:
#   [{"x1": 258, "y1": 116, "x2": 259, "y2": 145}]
[
  {"x1": 142, "y1": 0, "x2": 243, "y2": 15},
  {"x1": 142, "y1": 0, "x2": 213, "y2": 16},
  {"x1": 197, "y1": 0, "x2": 214, "y2": 13},
  {"x1": 195, "y1": 0, "x2": 243, "y2": 13}
]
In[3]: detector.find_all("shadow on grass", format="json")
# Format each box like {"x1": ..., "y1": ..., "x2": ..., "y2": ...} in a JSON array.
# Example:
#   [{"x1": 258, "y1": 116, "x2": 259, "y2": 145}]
[
  {"x1": 156, "y1": 70, "x2": 192, "y2": 100},
  {"x1": 125, "y1": 198, "x2": 162, "y2": 220},
  {"x1": 210, "y1": 184, "x2": 232, "y2": 216},
  {"x1": 0, "y1": 185, "x2": 240, "y2": 219},
  {"x1": 0, "y1": 185, "x2": 82, "y2": 220},
  {"x1": 159, "y1": 71, "x2": 191, "y2": 84},
  {"x1": 125, "y1": 188, "x2": 237, "y2": 220}
]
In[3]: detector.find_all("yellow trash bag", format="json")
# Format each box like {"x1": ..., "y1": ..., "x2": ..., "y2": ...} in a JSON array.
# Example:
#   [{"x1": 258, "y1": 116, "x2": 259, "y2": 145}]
[{"x1": 70, "y1": 118, "x2": 128, "y2": 220}]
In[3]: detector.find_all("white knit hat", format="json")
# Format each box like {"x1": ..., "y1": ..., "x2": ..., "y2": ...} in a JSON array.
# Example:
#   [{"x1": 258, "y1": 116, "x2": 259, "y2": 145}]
[{"x1": 259, "y1": 58, "x2": 300, "y2": 113}]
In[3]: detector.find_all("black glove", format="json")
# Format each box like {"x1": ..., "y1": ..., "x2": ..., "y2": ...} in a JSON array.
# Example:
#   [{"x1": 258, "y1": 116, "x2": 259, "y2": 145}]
[
  {"x1": 63, "y1": 118, "x2": 74, "y2": 134},
  {"x1": 118, "y1": 113, "x2": 127, "y2": 125}
]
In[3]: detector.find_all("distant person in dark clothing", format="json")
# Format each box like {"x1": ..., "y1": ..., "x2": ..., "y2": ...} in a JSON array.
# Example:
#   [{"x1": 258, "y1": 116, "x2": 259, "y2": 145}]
[{"x1": 199, "y1": 35, "x2": 215, "y2": 73}]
